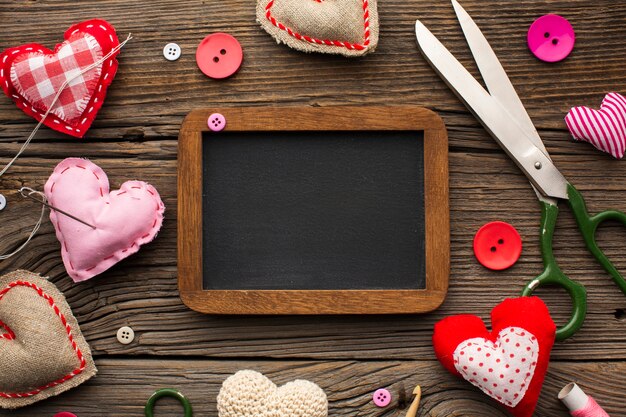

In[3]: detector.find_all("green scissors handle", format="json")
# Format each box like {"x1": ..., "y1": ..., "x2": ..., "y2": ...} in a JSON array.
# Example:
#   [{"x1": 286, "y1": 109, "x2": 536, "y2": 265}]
[
  {"x1": 522, "y1": 184, "x2": 626, "y2": 341},
  {"x1": 145, "y1": 388, "x2": 193, "y2": 417}
]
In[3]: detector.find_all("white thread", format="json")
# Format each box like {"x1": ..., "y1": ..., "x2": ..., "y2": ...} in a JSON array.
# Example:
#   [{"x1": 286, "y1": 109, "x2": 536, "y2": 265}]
[{"x1": 0, "y1": 188, "x2": 46, "y2": 260}]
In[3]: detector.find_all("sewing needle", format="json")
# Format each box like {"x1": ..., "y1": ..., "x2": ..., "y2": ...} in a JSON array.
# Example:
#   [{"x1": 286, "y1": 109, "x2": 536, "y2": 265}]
[{"x1": 19, "y1": 187, "x2": 96, "y2": 229}]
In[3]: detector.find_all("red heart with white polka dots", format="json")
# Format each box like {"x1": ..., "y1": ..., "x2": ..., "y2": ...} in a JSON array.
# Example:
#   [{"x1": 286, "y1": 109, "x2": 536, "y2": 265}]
[
  {"x1": 454, "y1": 326, "x2": 538, "y2": 407},
  {"x1": 433, "y1": 297, "x2": 556, "y2": 417}
]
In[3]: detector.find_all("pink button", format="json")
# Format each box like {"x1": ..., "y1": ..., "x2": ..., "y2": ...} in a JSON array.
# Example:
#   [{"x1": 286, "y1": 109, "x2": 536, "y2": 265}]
[
  {"x1": 373, "y1": 388, "x2": 391, "y2": 407},
  {"x1": 527, "y1": 14, "x2": 575, "y2": 62},
  {"x1": 54, "y1": 413, "x2": 77, "y2": 417},
  {"x1": 196, "y1": 33, "x2": 243, "y2": 79},
  {"x1": 208, "y1": 113, "x2": 226, "y2": 132}
]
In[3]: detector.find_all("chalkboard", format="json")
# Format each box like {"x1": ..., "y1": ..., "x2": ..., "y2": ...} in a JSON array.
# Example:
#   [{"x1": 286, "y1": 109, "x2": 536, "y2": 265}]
[
  {"x1": 178, "y1": 106, "x2": 449, "y2": 314},
  {"x1": 202, "y1": 131, "x2": 425, "y2": 290}
]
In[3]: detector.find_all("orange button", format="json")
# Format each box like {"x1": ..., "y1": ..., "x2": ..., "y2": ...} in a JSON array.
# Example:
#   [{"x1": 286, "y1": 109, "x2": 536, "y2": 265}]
[
  {"x1": 473, "y1": 221, "x2": 522, "y2": 270},
  {"x1": 196, "y1": 33, "x2": 243, "y2": 79}
]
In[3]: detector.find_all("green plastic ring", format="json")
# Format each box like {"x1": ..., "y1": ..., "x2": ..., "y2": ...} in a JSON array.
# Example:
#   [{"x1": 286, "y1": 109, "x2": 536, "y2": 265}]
[{"x1": 145, "y1": 388, "x2": 193, "y2": 417}]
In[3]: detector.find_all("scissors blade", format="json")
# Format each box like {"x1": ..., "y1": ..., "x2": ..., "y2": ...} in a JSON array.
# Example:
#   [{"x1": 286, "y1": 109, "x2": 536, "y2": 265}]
[
  {"x1": 450, "y1": 0, "x2": 549, "y2": 158},
  {"x1": 415, "y1": 20, "x2": 569, "y2": 200}
]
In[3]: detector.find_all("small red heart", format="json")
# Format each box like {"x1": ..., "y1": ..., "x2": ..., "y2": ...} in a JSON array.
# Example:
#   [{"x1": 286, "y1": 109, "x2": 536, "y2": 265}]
[
  {"x1": 565, "y1": 92, "x2": 626, "y2": 159},
  {"x1": 433, "y1": 297, "x2": 555, "y2": 417},
  {"x1": 0, "y1": 19, "x2": 120, "y2": 138}
]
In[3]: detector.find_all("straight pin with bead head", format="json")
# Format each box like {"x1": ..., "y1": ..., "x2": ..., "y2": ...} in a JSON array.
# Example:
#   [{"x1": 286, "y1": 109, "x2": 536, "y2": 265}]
[{"x1": 19, "y1": 187, "x2": 96, "y2": 229}]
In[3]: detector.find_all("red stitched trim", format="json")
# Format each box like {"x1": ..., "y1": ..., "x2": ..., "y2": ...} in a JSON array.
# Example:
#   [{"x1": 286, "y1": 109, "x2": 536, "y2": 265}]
[
  {"x1": 264, "y1": 0, "x2": 371, "y2": 51},
  {"x1": 0, "y1": 280, "x2": 86, "y2": 398},
  {"x1": 0, "y1": 320, "x2": 15, "y2": 340}
]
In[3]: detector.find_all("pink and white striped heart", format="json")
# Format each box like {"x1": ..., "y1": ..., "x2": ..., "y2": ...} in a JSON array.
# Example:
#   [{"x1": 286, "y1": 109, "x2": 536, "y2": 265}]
[{"x1": 565, "y1": 92, "x2": 626, "y2": 159}]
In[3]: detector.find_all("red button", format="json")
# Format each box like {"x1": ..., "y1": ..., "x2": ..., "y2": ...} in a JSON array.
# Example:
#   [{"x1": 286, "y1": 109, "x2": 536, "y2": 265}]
[
  {"x1": 527, "y1": 14, "x2": 575, "y2": 63},
  {"x1": 54, "y1": 413, "x2": 77, "y2": 417},
  {"x1": 196, "y1": 33, "x2": 243, "y2": 79},
  {"x1": 473, "y1": 221, "x2": 522, "y2": 270}
]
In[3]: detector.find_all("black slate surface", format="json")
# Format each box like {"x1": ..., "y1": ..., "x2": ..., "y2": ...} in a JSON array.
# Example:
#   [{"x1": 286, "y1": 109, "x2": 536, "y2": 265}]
[{"x1": 202, "y1": 131, "x2": 426, "y2": 290}]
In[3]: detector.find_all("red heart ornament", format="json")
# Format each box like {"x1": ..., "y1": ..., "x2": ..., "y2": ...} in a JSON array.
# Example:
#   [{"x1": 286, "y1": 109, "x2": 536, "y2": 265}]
[
  {"x1": 0, "y1": 19, "x2": 120, "y2": 138},
  {"x1": 565, "y1": 92, "x2": 626, "y2": 159},
  {"x1": 433, "y1": 297, "x2": 556, "y2": 417}
]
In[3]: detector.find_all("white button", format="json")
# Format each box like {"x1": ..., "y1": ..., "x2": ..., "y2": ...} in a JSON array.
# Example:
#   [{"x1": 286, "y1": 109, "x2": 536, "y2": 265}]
[
  {"x1": 163, "y1": 43, "x2": 181, "y2": 61},
  {"x1": 0, "y1": 194, "x2": 6, "y2": 211},
  {"x1": 116, "y1": 326, "x2": 135, "y2": 344}
]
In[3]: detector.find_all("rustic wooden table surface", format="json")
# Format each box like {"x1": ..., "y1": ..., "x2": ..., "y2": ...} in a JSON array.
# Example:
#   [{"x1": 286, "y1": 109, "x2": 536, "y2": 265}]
[{"x1": 1, "y1": 1, "x2": 625, "y2": 416}]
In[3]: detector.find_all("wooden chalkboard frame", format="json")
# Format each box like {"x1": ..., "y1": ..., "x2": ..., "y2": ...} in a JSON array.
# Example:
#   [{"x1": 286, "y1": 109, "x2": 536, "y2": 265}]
[{"x1": 178, "y1": 106, "x2": 449, "y2": 314}]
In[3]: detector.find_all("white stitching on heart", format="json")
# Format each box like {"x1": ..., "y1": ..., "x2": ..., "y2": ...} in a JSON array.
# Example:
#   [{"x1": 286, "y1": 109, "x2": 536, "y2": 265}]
[{"x1": 453, "y1": 326, "x2": 539, "y2": 408}]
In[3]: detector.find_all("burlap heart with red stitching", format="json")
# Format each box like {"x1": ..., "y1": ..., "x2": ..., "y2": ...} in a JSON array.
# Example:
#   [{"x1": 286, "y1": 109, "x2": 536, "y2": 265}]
[
  {"x1": 0, "y1": 270, "x2": 97, "y2": 409},
  {"x1": 256, "y1": 0, "x2": 379, "y2": 57}
]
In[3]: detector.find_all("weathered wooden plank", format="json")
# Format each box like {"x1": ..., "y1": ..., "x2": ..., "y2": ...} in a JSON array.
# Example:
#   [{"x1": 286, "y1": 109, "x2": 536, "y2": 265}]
[
  {"x1": 0, "y1": 359, "x2": 623, "y2": 417},
  {"x1": 1, "y1": 3, "x2": 625, "y2": 415},
  {"x1": 0, "y1": 148, "x2": 623, "y2": 360},
  {"x1": 0, "y1": 0, "x2": 624, "y2": 140}
]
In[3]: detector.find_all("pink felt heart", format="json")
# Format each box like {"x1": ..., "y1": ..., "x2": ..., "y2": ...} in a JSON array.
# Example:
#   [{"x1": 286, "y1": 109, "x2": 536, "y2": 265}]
[
  {"x1": 0, "y1": 20, "x2": 120, "y2": 138},
  {"x1": 454, "y1": 326, "x2": 539, "y2": 407},
  {"x1": 44, "y1": 158, "x2": 165, "y2": 282},
  {"x1": 565, "y1": 92, "x2": 626, "y2": 159}
]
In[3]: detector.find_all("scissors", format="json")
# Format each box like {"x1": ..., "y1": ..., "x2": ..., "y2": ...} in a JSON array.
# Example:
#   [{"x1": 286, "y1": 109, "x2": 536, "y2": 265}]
[{"x1": 415, "y1": 0, "x2": 626, "y2": 341}]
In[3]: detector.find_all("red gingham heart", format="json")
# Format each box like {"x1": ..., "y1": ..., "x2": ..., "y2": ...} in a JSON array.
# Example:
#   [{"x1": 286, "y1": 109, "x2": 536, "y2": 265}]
[
  {"x1": 0, "y1": 19, "x2": 120, "y2": 138},
  {"x1": 565, "y1": 92, "x2": 626, "y2": 159}
]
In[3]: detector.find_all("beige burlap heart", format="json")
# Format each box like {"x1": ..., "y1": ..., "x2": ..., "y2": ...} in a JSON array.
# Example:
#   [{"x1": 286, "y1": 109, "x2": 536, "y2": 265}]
[
  {"x1": 256, "y1": 0, "x2": 379, "y2": 57},
  {"x1": 0, "y1": 270, "x2": 96, "y2": 409},
  {"x1": 217, "y1": 370, "x2": 328, "y2": 417}
]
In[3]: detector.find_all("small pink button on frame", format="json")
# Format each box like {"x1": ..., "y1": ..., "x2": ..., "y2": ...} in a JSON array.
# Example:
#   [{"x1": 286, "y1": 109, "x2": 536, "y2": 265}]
[
  {"x1": 208, "y1": 113, "x2": 226, "y2": 132},
  {"x1": 373, "y1": 388, "x2": 392, "y2": 407},
  {"x1": 527, "y1": 14, "x2": 575, "y2": 63}
]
